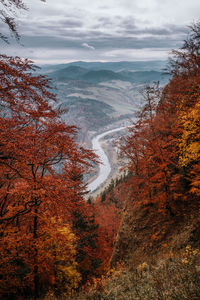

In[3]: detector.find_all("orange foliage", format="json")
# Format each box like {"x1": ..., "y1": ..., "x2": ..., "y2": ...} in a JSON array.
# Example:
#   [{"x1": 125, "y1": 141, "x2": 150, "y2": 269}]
[
  {"x1": 0, "y1": 55, "x2": 97, "y2": 298},
  {"x1": 120, "y1": 22, "x2": 200, "y2": 216},
  {"x1": 93, "y1": 194, "x2": 122, "y2": 273}
]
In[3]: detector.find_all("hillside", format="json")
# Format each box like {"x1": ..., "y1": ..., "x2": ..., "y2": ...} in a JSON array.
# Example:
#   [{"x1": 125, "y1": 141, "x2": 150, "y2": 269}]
[
  {"x1": 79, "y1": 69, "x2": 124, "y2": 83},
  {"x1": 50, "y1": 65, "x2": 87, "y2": 80},
  {"x1": 41, "y1": 61, "x2": 170, "y2": 148},
  {"x1": 64, "y1": 23, "x2": 200, "y2": 300},
  {"x1": 63, "y1": 173, "x2": 200, "y2": 299}
]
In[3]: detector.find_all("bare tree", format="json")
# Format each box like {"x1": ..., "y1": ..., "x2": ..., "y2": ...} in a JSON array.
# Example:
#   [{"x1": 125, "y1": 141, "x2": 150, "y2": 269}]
[{"x1": 0, "y1": 0, "x2": 45, "y2": 43}]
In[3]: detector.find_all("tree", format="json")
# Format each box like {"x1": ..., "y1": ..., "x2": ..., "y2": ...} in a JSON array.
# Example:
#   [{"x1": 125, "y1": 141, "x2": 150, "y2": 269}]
[
  {"x1": 120, "y1": 82, "x2": 180, "y2": 215},
  {"x1": 0, "y1": 217, "x2": 81, "y2": 297},
  {"x1": 120, "y1": 21, "x2": 200, "y2": 217},
  {"x1": 0, "y1": 1, "x2": 104, "y2": 298},
  {"x1": 0, "y1": 55, "x2": 97, "y2": 298},
  {"x1": 0, "y1": 0, "x2": 45, "y2": 43},
  {"x1": 166, "y1": 22, "x2": 200, "y2": 199},
  {"x1": 72, "y1": 208, "x2": 101, "y2": 282},
  {"x1": 167, "y1": 22, "x2": 200, "y2": 77}
]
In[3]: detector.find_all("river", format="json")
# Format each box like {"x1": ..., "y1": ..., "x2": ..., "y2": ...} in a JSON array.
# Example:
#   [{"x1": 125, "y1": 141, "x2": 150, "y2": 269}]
[{"x1": 87, "y1": 126, "x2": 127, "y2": 193}]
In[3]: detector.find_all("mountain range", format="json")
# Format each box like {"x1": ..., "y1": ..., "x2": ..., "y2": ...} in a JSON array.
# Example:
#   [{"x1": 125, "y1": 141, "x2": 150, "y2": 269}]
[
  {"x1": 38, "y1": 60, "x2": 171, "y2": 145},
  {"x1": 48, "y1": 65, "x2": 169, "y2": 84},
  {"x1": 40, "y1": 60, "x2": 167, "y2": 73}
]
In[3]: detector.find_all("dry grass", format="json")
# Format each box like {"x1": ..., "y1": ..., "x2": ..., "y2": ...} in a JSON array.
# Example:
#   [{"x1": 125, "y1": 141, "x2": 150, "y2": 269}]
[{"x1": 40, "y1": 253, "x2": 200, "y2": 300}]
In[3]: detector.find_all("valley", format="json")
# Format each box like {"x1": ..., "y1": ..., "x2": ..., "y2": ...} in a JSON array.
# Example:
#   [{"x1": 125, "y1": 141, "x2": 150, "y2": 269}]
[{"x1": 40, "y1": 60, "x2": 170, "y2": 193}]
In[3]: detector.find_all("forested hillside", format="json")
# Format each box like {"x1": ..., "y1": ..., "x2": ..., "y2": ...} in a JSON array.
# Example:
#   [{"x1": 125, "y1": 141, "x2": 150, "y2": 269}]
[{"x1": 66, "y1": 22, "x2": 200, "y2": 300}]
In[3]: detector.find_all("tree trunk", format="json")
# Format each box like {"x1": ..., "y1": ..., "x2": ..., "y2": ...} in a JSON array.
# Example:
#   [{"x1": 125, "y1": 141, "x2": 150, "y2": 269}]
[{"x1": 33, "y1": 206, "x2": 39, "y2": 299}]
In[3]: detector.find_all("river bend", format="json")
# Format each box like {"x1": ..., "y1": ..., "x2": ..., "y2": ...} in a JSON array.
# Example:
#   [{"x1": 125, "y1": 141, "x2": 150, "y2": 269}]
[{"x1": 87, "y1": 126, "x2": 127, "y2": 192}]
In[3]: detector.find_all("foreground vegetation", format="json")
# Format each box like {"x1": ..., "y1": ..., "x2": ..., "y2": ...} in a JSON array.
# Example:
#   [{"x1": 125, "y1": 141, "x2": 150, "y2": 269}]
[{"x1": 63, "y1": 252, "x2": 200, "y2": 300}]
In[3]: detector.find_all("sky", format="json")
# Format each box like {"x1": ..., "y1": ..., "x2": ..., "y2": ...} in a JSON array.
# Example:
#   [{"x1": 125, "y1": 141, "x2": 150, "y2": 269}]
[{"x1": 1, "y1": 0, "x2": 200, "y2": 64}]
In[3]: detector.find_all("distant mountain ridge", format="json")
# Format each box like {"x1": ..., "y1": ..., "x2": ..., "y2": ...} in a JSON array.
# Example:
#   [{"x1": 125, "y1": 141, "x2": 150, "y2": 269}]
[
  {"x1": 51, "y1": 66, "x2": 87, "y2": 81},
  {"x1": 37, "y1": 60, "x2": 171, "y2": 145},
  {"x1": 40, "y1": 60, "x2": 167, "y2": 74},
  {"x1": 47, "y1": 64, "x2": 170, "y2": 84},
  {"x1": 66, "y1": 60, "x2": 167, "y2": 72}
]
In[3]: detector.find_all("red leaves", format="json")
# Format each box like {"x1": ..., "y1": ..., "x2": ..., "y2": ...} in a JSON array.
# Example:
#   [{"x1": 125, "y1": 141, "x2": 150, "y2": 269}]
[
  {"x1": 120, "y1": 22, "x2": 200, "y2": 216},
  {"x1": 120, "y1": 82, "x2": 182, "y2": 215},
  {"x1": 0, "y1": 55, "x2": 97, "y2": 296}
]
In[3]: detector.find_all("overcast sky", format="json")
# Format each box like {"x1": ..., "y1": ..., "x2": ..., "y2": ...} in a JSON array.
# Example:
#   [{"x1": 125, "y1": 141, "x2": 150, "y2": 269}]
[{"x1": 1, "y1": 0, "x2": 200, "y2": 64}]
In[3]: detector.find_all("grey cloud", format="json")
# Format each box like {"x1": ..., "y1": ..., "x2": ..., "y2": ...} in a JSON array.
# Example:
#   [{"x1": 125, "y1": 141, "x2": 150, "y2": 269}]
[
  {"x1": 58, "y1": 19, "x2": 84, "y2": 28},
  {"x1": 88, "y1": 36, "x2": 181, "y2": 50},
  {"x1": 120, "y1": 17, "x2": 137, "y2": 29},
  {"x1": 143, "y1": 24, "x2": 189, "y2": 36},
  {"x1": 19, "y1": 18, "x2": 84, "y2": 36},
  {"x1": 17, "y1": 32, "x2": 183, "y2": 52},
  {"x1": 20, "y1": 36, "x2": 82, "y2": 48},
  {"x1": 97, "y1": 17, "x2": 116, "y2": 27},
  {"x1": 95, "y1": 15, "x2": 125, "y2": 30},
  {"x1": 116, "y1": 23, "x2": 188, "y2": 42},
  {"x1": 3, "y1": 0, "x2": 199, "y2": 64},
  {"x1": 167, "y1": 24, "x2": 189, "y2": 34}
]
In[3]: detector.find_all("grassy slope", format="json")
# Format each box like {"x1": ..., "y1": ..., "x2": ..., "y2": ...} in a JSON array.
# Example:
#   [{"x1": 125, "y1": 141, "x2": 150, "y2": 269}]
[{"x1": 66, "y1": 177, "x2": 200, "y2": 300}]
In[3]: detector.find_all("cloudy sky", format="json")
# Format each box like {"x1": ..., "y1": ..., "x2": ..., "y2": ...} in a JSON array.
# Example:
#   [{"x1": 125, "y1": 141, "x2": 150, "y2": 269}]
[{"x1": 1, "y1": 0, "x2": 200, "y2": 64}]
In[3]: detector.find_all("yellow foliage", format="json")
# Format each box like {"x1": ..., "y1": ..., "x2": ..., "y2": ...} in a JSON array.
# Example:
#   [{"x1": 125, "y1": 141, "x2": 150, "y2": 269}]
[
  {"x1": 137, "y1": 262, "x2": 149, "y2": 273},
  {"x1": 181, "y1": 245, "x2": 200, "y2": 265},
  {"x1": 0, "y1": 217, "x2": 81, "y2": 296},
  {"x1": 35, "y1": 218, "x2": 81, "y2": 293},
  {"x1": 38, "y1": 217, "x2": 81, "y2": 293},
  {"x1": 179, "y1": 98, "x2": 200, "y2": 167}
]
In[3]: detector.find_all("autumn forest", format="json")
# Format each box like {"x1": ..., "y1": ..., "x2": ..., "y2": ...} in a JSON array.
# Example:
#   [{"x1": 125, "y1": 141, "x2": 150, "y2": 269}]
[{"x1": 0, "y1": 1, "x2": 200, "y2": 299}]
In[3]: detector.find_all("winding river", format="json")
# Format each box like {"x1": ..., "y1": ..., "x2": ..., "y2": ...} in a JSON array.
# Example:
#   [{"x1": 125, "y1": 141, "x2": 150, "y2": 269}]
[{"x1": 87, "y1": 126, "x2": 127, "y2": 193}]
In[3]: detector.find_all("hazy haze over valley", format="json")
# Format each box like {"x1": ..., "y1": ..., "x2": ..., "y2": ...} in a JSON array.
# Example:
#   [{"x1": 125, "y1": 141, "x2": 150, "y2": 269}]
[
  {"x1": 41, "y1": 60, "x2": 170, "y2": 145},
  {"x1": 40, "y1": 60, "x2": 170, "y2": 192}
]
